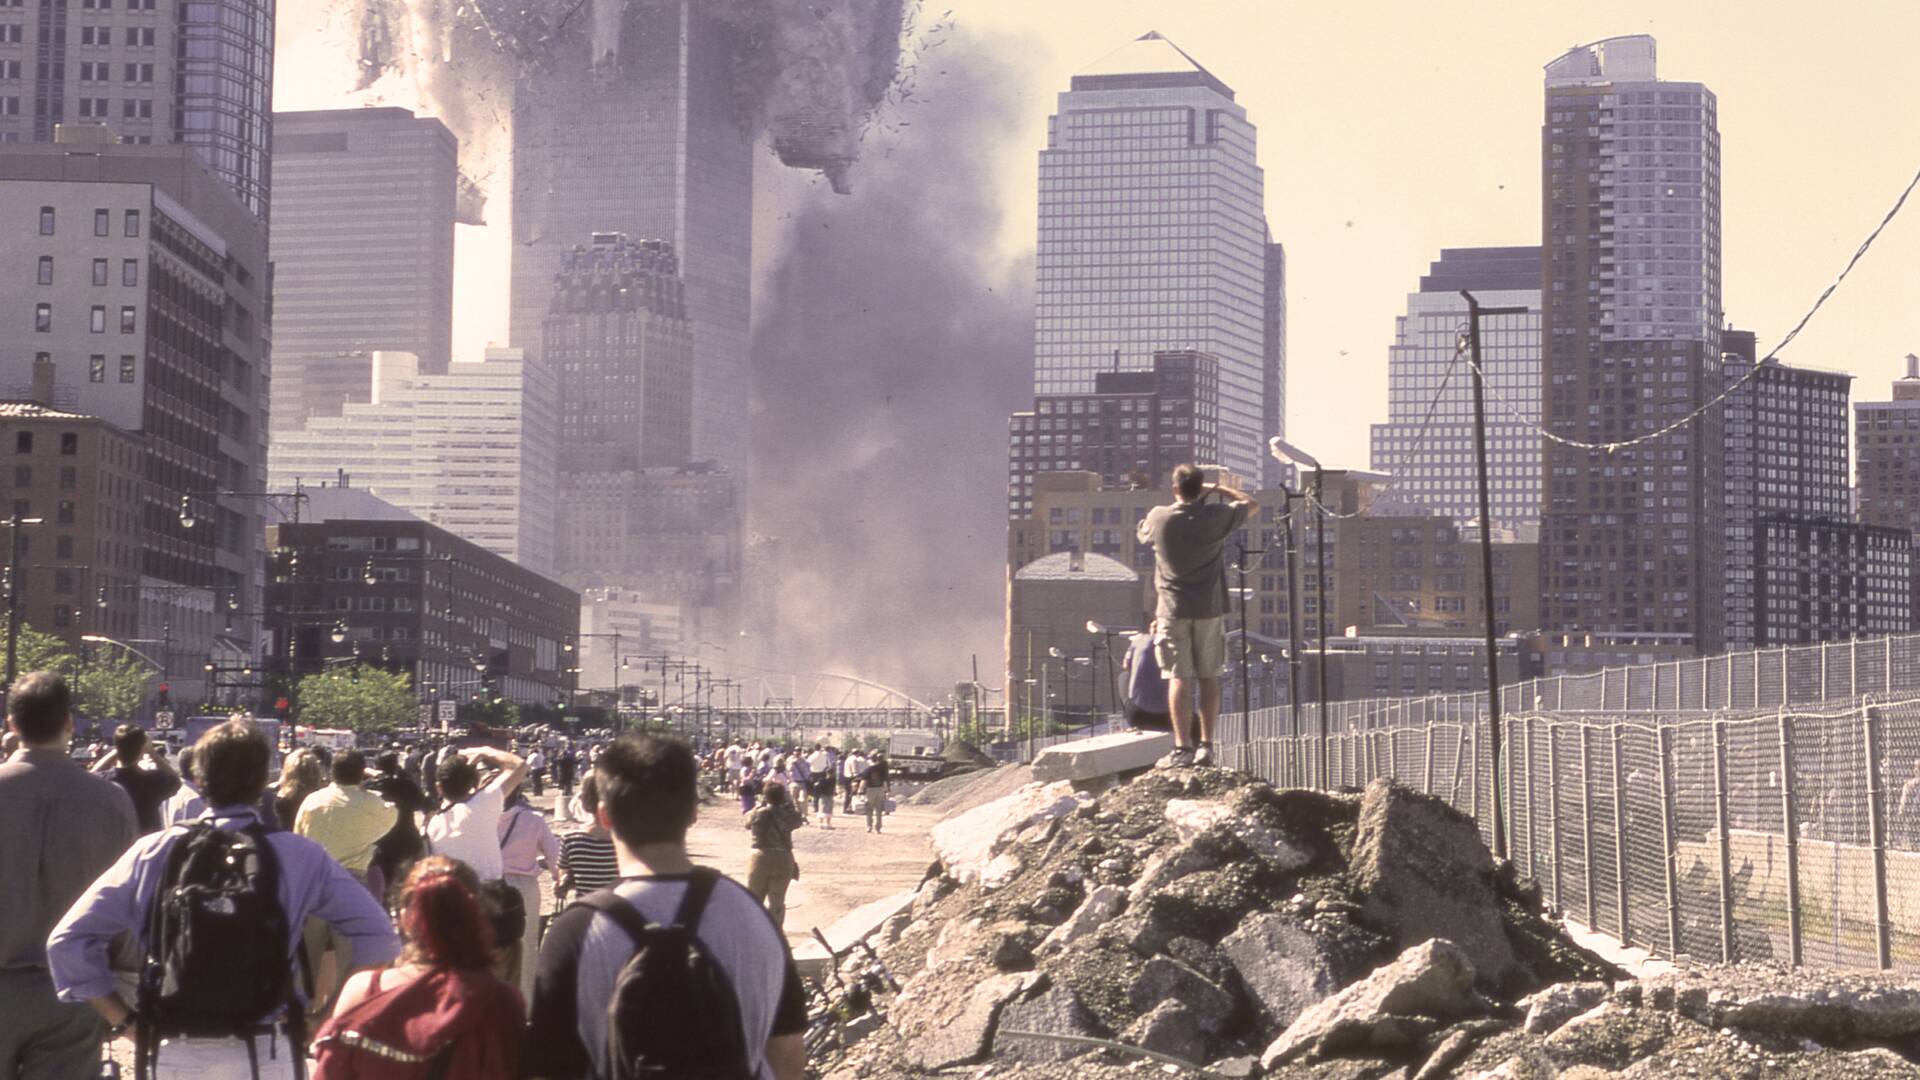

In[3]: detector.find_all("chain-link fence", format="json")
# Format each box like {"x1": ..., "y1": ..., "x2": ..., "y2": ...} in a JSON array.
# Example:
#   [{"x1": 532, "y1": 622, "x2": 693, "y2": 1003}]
[{"x1": 1208, "y1": 633, "x2": 1920, "y2": 973}]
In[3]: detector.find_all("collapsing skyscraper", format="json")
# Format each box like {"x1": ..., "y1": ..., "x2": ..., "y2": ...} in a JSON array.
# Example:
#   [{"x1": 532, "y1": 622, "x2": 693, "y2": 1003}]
[{"x1": 510, "y1": 0, "x2": 752, "y2": 481}]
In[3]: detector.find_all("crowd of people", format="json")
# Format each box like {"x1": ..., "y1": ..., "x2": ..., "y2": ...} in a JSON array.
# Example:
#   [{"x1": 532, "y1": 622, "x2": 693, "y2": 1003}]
[{"x1": 1, "y1": 672, "x2": 806, "y2": 1080}]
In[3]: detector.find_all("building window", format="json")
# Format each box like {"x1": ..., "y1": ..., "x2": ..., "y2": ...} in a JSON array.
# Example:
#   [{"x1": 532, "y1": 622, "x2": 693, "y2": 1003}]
[
  {"x1": 59, "y1": 433, "x2": 76, "y2": 455},
  {"x1": 88, "y1": 355, "x2": 105, "y2": 382},
  {"x1": 119, "y1": 307, "x2": 134, "y2": 333},
  {"x1": 92, "y1": 258, "x2": 108, "y2": 286},
  {"x1": 33, "y1": 303, "x2": 49, "y2": 332},
  {"x1": 52, "y1": 605, "x2": 70, "y2": 628},
  {"x1": 118, "y1": 355, "x2": 135, "y2": 383},
  {"x1": 0, "y1": 25, "x2": 20, "y2": 43},
  {"x1": 35, "y1": 256, "x2": 52, "y2": 285},
  {"x1": 53, "y1": 567, "x2": 71, "y2": 591},
  {"x1": 58, "y1": 465, "x2": 74, "y2": 490},
  {"x1": 93, "y1": 209, "x2": 109, "y2": 237},
  {"x1": 36, "y1": 207, "x2": 52, "y2": 235},
  {"x1": 89, "y1": 306, "x2": 105, "y2": 333},
  {"x1": 121, "y1": 259, "x2": 138, "y2": 286},
  {"x1": 56, "y1": 500, "x2": 73, "y2": 524},
  {"x1": 121, "y1": 98, "x2": 151, "y2": 120},
  {"x1": 14, "y1": 432, "x2": 29, "y2": 454},
  {"x1": 54, "y1": 534, "x2": 71, "y2": 558},
  {"x1": 11, "y1": 465, "x2": 26, "y2": 486},
  {"x1": 123, "y1": 210, "x2": 139, "y2": 237}
]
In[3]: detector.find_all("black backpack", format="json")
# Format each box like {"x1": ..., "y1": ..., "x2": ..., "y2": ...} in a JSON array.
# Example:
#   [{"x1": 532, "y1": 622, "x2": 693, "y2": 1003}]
[
  {"x1": 136, "y1": 821, "x2": 295, "y2": 1053},
  {"x1": 573, "y1": 869, "x2": 754, "y2": 1080}
]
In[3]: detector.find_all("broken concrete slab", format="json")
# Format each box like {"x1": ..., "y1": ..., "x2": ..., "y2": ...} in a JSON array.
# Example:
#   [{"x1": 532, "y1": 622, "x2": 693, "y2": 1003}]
[
  {"x1": 1038, "y1": 883, "x2": 1126, "y2": 954},
  {"x1": 1031, "y1": 730, "x2": 1174, "y2": 783},
  {"x1": 1262, "y1": 939, "x2": 1483, "y2": 1068},
  {"x1": 991, "y1": 982, "x2": 1105, "y2": 1063},
  {"x1": 929, "y1": 780, "x2": 1090, "y2": 885}
]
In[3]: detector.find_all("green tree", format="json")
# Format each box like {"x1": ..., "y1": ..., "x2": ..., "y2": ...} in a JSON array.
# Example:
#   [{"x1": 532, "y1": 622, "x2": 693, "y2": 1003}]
[
  {"x1": 295, "y1": 668, "x2": 414, "y2": 734},
  {"x1": 71, "y1": 650, "x2": 154, "y2": 722}
]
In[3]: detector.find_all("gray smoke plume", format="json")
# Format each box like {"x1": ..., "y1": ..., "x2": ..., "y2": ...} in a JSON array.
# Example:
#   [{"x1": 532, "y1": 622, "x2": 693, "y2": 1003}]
[
  {"x1": 750, "y1": 33, "x2": 1034, "y2": 693},
  {"x1": 335, "y1": 0, "x2": 917, "y2": 203}
]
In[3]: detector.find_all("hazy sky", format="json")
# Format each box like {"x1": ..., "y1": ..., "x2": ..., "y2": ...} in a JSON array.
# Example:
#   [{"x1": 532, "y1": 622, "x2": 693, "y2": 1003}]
[{"x1": 276, "y1": 0, "x2": 1920, "y2": 469}]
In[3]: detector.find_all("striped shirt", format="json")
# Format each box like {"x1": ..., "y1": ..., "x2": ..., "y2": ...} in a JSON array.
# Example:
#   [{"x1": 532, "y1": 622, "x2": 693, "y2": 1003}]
[{"x1": 558, "y1": 830, "x2": 619, "y2": 898}]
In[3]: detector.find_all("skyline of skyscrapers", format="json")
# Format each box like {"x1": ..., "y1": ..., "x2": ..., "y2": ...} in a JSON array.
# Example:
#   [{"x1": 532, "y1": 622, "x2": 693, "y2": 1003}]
[
  {"x1": 509, "y1": 0, "x2": 753, "y2": 480},
  {"x1": 1032, "y1": 31, "x2": 1279, "y2": 482},
  {"x1": 270, "y1": 107, "x2": 458, "y2": 435},
  {"x1": 1538, "y1": 35, "x2": 1727, "y2": 656},
  {"x1": 1370, "y1": 246, "x2": 1543, "y2": 532}
]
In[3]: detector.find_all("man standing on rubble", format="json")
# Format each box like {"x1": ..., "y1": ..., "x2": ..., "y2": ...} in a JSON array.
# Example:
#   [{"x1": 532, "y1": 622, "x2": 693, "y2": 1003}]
[{"x1": 1137, "y1": 464, "x2": 1256, "y2": 768}]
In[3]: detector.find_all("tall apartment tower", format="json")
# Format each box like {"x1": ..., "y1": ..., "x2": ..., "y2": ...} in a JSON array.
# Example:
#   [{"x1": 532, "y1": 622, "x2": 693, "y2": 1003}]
[
  {"x1": 1855, "y1": 354, "x2": 1920, "y2": 624},
  {"x1": 0, "y1": 0, "x2": 273, "y2": 218},
  {"x1": 509, "y1": 0, "x2": 751, "y2": 478},
  {"x1": 1262, "y1": 240, "x2": 1288, "y2": 489},
  {"x1": 1034, "y1": 32, "x2": 1273, "y2": 481},
  {"x1": 1, "y1": 140, "x2": 272, "y2": 697},
  {"x1": 1370, "y1": 247, "x2": 1543, "y2": 531},
  {"x1": 269, "y1": 109, "x2": 457, "y2": 434},
  {"x1": 1718, "y1": 329, "x2": 1903, "y2": 646},
  {"x1": 1539, "y1": 37, "x2": 1725, "y2": 658}
]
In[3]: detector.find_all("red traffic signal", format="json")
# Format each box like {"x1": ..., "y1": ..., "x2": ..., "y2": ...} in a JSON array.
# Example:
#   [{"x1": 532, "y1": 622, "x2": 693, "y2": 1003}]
[
  {"x1": 157, "y1": 683, "x2": 170, "y2": 695},
  {"x1": 275, "y1": 697, "x2": 290, "y2": 711}
]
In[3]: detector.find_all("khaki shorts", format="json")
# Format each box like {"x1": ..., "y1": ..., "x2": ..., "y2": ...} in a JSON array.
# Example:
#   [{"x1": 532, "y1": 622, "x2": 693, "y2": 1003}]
[{"x1": 1153, "y1": 616, "x2": 1227, "y2": 681}]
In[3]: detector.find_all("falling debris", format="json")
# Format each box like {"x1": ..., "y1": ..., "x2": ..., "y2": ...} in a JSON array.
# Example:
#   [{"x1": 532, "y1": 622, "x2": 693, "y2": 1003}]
[{"x1": 334, "y1": 0, "x2": 920, "y2": 196}]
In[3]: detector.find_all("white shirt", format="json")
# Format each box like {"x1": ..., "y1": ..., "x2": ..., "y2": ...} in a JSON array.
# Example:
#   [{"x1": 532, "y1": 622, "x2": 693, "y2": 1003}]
[
  {"x1": 843, "y1": 754, "x2": 866, "y2": 780},
  {"x1": 806, "y1": 749, "x2": 830, "y2": 774},
  {"x1": 426, "y1": 777, "x2": 509, "y2": 880},
  {"x1": 528, "y1": 750, "x2": 546, "y2": 771}
]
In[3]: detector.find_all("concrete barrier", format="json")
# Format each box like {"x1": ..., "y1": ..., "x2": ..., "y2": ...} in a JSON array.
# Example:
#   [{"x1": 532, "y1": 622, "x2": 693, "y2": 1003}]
[
  {"x1": 792, "y1": 887, "x2": 917, "y2": 980},
  {"x1": 1031, "y1": 730, "x2": 1174, "y2": 783}
]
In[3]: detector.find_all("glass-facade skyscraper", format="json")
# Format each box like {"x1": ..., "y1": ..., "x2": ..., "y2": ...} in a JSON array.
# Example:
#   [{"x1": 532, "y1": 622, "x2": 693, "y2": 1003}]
[
  {"x1": 1034, "y1": 32, "x2": 1273, "y2": 481},
  {"x1": 0, "y1": 0, "x2": 274, "y2": 219},
  {"x1": 1539, "y1": 36, "x2": 1725, "y2": 656},
  {"x1": 509, "y1": 0, "x2": 752, "y2": 479},
  {"x1": 1370, "y1": 247, "x2": 1542, "y2": 531}
]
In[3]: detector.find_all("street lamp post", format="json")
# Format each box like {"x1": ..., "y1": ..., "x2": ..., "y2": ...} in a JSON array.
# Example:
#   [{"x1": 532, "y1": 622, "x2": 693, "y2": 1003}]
[
  {"x1": 2, "y1": 513, "x2": 45, "y2": 696},
  {"x1": 1271, "y1": 437, "x2": 1330, "y2": 789}
]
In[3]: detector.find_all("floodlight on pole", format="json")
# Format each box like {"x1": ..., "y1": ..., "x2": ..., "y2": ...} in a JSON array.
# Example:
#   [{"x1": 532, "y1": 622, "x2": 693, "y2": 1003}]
[{"x1": 1268, "y1": 436, "x2": 1320, "y2": 470}]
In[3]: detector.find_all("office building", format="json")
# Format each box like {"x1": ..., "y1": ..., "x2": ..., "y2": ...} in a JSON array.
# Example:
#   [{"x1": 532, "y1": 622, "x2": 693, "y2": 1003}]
[
  {"x1": 1751, "y1": 518, "x2": 1910, "y2": 644},
  {"x1": 1007, "y1": 550, "x2": 1141, "y2": 721},
  {"x1": 1262, "y1": 240, "x2": 1288, "y2": 489},
  {"x1": 576, "y1": 586, "x2": 688, "y2": 693},
  {"x1": 1369, "y1": 246, "x2": 1543, "y2": 531},
  {"x1": 546, "y1": 232, "x2": 693, "y2": 474},
  {"x1": 1539, "y1": 36, "x2": 1726, "y2": 659},
  {"x1": 266, "y1": 488, "x2": 579, "y2": 711},
  {"x1": 270, "y1": 108, "x2": 458, "y2": 432},
  {"x1": 557, "y1": 463, "x2": 741, "y2": 624},
  {"x1": 0, "y1": 0, "x2": 273, "y2": 217},
  {"x1": 510, "y1": 0, "x2": 751, "y2": 476},
  {"x1": 1007, "y1": 350, "x2": 1220, "y2": 516},
  {"x1": 2, "y1": 138, "x2": 271, "y2": 698},
  {"x1": 267, "y1": 349, "x2": 558, "y2": 573},
  {"x1": 1034, "y1": 31, "x2": 1275, "y2": 480},
  {"x1": 1854, "y1": 354, "x2": 1920, "y2": 623}
]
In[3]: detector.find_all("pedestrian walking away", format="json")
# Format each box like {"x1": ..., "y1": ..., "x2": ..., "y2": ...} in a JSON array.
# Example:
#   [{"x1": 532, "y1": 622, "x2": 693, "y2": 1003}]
[
  {"x1": 525, "y1": 734, "x2": 807, "y2": 1080},
  {"x1": 527, "y1": 746, "x2": 547, "y2": 798},
  {"x1": 95, "y1": 723, "x2": 182, "y2": 834},
  {"x1": 556, "y1": 773, "x2": 620, "y2": 902},
  {"x1": 0, "y1": 672, "x2": 138, "y2": 1080},
  {"x1": 498, "y1": 787, "x2": 559, "y2": 1002},
  {"x1": 48, "y1": 717, "x2": 400, "y2": 1080},
  {"x1": 862, "y1": 753, "x2": 890, "y2": 834},
  {"x1": 1136, "y1": 463, "x2": 1256, "y2": 768},
  {"x1": 744, "y1": 781, "x2": 805, "y2": 928},
  {"x1": 424, "y1": 745, "x2": 527, "y2": 883},
  {"x1": 312, "y1": 856, "x2": 523, "y2": 1079},
  {"x1": 294, "y1": 748, "x2": 400, "y2": 1017}
]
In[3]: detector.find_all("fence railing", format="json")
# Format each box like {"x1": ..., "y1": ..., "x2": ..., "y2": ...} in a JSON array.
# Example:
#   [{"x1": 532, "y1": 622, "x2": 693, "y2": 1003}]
[{"x1": 1217, "y1": 687, "x2": 1920, "y2": 973}]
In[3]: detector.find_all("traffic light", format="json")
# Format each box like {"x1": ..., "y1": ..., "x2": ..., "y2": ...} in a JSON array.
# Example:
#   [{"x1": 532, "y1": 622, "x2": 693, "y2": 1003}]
[{"x1": 156, "y1": 683, "x2": 171, "y2": 709}]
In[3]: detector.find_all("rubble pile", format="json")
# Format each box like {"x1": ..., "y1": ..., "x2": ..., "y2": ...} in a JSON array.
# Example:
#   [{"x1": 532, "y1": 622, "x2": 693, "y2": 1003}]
[{"x1": 813, "y1": 768, "x2": 1920, "y2": 1078}]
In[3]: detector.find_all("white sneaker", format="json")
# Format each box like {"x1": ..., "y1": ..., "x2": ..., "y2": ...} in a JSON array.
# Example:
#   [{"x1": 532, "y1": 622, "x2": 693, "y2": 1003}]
[
  {"x1": 1193, "y1": 744, "x2": 1215, "y2": 768},
  {"x1": 1158, "y1": 746, "x2": 1196, "y2": 769}
]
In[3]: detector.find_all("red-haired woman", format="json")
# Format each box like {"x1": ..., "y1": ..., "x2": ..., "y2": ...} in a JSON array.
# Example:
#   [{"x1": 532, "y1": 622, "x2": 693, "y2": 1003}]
[{"x1": 311, "y1": 856, "x2": 524, "y2": 1078}]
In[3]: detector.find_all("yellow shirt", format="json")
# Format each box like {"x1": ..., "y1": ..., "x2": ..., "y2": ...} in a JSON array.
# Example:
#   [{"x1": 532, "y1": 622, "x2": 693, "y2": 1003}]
[{"x1": 294, "y1": 783, "x2": 397, "y2": 874}]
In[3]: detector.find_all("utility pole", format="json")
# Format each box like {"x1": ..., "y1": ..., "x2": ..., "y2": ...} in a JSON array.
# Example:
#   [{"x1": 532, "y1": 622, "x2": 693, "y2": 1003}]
[
  {"x1": 1281, "y1": 494, "x2": 1305, "y2": 786},
  {"x1": 1235, "y1": 537, "x2": 1263, "y2": 745},
  {"x1": 1462, "y1": 289, "x2": 1527, "y2": 861},
  {"x1": 1311, "y1": 465, "x2": 1329, "y2": 789}
]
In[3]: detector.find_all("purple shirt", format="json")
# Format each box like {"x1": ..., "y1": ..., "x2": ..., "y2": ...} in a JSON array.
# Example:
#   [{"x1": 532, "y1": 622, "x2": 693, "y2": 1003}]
[{"x1": 46, "y1": 804, "x2": 400, "y2": 1004}]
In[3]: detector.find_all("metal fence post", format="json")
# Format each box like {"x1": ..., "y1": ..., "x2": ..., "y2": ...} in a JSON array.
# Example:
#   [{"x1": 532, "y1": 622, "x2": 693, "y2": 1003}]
[
  {"x1": 1548, "y1": 723, "x2": 1564, "y2": 911},
  {"x1": 1611, "y1": 724, "x2": 1632, "y2": 945},
  {"x1": 1778, "y1": 711, "x2": 1802, "y2": 967},
  {"x1": 1580, "y1": 725, "x2": 1597, "y2": 928},
  {"x1": 1712, "y1": 719, "x2": 1735, "y2": 963},
  {"x1": 1525, "y1": 717, "x2": 1539, "y2": 882},
  {"x1": 1658, "y1": 726, "x2": 1682, "y2": 955},
  {"x1": 1467, "y1": 722, "x2": 1480, "y2": 822},
  {"x1": 1423, "y1": 724, "x2": 1435, "y2": 795},
  {"x1": 1780, "y1": 648, "x2": 1790, "y2": 706},
  {"x1": 1886, "y1": 637, "x2": 1894, "y2": 696},
  {"x1": 1864, "y1": 707, "x2": 1893, "y2": 969}
]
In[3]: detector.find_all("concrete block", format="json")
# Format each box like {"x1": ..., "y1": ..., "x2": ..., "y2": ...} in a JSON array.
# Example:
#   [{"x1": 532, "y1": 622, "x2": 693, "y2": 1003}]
[{"x1": 1031, "y1": 731, "x2": 1174, "y2": 783}]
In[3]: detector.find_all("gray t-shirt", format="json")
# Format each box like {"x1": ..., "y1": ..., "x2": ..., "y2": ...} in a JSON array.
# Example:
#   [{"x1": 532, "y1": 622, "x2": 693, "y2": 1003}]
[
  {"x1": 526, "y1": 871, "x2": 806, "y2": 1079},
  {"x1": 1137, "y1": 498, "x2": 1251, "y2": 620}
]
